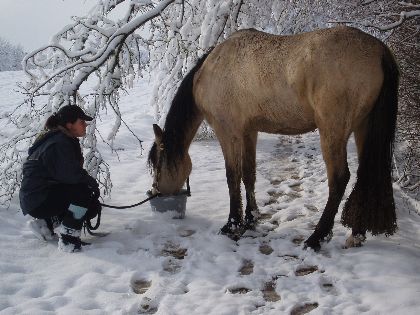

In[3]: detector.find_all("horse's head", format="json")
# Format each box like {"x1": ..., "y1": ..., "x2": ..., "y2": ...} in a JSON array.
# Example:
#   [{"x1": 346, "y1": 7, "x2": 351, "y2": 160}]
[{"x1": 148, "y1": 124, "x2": 192, "y2": 195}]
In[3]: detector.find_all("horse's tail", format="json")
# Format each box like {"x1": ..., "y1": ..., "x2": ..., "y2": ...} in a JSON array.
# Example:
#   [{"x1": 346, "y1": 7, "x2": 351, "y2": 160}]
[{"x1": 341, "y1": 46, "x2": 399, "y2": 235}]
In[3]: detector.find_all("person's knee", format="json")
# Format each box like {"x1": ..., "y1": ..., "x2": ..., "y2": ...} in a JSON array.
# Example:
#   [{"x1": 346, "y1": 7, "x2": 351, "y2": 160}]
[{"x1": 68, "y1": 204, "x2": 88, "y2": 220}]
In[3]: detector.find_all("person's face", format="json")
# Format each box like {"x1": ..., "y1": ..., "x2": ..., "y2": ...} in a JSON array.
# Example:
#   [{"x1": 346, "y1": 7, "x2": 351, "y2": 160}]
[{"x1": 66, "y1": 118, "x2": 88, "y2": 138}]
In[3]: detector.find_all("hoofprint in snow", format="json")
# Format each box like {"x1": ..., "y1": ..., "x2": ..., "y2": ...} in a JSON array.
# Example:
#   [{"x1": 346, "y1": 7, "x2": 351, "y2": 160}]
[{"x1": 0, "y1": 71, "x2": 419, "y2": 315}]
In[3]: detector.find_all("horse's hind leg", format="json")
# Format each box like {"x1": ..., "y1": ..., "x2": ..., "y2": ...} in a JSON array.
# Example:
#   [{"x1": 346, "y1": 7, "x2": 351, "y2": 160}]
[
  {"x1": 305, "y1": 130, "x2": 350, "y2": 251},
  {"x1": 344, "y1": 122, "x2": 369, "y2": 248},
  {"x1": 242, "y1": 131, "x2": 259, "y2": 228}
]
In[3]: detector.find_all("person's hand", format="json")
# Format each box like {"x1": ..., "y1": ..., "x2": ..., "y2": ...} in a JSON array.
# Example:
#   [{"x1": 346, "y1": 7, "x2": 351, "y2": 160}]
[
  {"x1": 87, "y1": 176, "x2": 100, "y2": 199},
  {"x1": 91, "y1": 185, "x2": 100, "y2": 199},
  {"x1": 87, "y1": 198, "x2": 102, "y2": 219}
]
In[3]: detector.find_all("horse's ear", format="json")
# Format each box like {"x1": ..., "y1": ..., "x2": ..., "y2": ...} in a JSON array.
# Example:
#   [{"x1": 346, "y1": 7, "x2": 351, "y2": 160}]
[{"x1": 153, "y1": 124, "x2": 163, "y2": 144}]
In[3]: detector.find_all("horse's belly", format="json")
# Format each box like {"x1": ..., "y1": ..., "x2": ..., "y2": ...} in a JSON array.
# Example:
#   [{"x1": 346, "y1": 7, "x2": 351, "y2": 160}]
[
  {"x1": 245, "y1": 99, "x2": 316, "y2": 135},
  {"x1": 253, "y1": 116, "x2": 316, "y2": 135}
]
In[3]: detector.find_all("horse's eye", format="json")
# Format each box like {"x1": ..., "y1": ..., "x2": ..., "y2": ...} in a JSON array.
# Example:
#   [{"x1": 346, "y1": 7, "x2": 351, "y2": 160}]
[{"x1": 159, "y1": 144, "x2": 164, "y2": 151}]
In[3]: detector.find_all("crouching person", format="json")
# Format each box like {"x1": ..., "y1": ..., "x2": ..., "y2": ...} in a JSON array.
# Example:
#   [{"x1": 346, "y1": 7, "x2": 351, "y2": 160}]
[{"x1": 19, "y1": 105, "x2": 101, "y2": 252}]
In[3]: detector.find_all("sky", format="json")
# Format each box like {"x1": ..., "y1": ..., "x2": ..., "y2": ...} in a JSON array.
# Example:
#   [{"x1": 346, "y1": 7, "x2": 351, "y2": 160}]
[{"x1": 0, "y1": 0, "x2": 97, "y2": 51}]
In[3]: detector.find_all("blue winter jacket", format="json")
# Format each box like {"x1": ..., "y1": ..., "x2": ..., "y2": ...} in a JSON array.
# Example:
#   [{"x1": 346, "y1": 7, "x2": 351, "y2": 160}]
[{"x1": 19, "y1": 129, "x2": 96, "y2": 215}]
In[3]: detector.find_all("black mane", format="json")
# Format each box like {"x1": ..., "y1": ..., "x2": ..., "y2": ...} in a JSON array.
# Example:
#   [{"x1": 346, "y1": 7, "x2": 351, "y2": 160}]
[{"x1": 148, "y1": 51, "x2": 213, "y2": 169}]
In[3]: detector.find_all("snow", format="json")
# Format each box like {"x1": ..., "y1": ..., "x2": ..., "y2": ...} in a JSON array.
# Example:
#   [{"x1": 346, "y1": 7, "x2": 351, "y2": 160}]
[{"x1": 1, "y1": 70, "x2": 420, "y2": 314}]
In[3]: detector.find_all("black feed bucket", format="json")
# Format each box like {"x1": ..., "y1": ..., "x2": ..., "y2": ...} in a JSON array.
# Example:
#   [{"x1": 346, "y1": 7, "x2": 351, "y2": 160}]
[{"x1": 147, "y1": 189, "x2": 189, "y2": 219}]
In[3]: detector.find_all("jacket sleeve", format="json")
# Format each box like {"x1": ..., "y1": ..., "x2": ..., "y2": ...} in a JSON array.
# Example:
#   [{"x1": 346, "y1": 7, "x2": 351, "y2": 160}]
[{"x1": 41, "y1": 140, "x2": 92, "y2": 185}]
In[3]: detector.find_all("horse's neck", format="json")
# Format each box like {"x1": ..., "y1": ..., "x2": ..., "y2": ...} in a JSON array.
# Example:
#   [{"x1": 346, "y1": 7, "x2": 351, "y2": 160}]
[
  {"x1": 163, "y1": 69, "x2": 204, "y2": 157},
  {"x1": 165, "y1": 113, "x2": 202, "y2": 153},
  {"x1": 165, "y1": 111, "x2": 203, "y2": 161}
]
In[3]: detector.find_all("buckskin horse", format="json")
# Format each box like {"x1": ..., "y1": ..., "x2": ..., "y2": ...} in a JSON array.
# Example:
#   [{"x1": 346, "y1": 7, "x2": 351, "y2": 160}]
[{"x1": 148, "y1": 26, "x2": 399, "y2": 251}]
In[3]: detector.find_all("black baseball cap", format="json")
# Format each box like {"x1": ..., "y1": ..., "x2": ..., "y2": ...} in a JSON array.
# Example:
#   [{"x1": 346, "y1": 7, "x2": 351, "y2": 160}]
[{"x1": 56, "y1": 105, "x2": 93, "y2": 124}]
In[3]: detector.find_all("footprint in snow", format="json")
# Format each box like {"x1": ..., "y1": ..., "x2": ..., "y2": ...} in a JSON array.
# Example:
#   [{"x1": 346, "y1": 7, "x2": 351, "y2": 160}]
[
  {"x1": 285, "y1": 191, "x2": 302, "y2": 202},
  {"x1": 285, "y1": 213, "x2": 306, "y2": 222},
  {"x1": 304, "y1": 204, "x2": 318, "y2": 212},
  {"x1": 319, "y1": 275, "x2": 337, "y2": 294},
  {"x1": 322, "y1": 282, "x2": 334, "y2": 292},
  {"x1": 262, "y1": 280, "x2": 281, "y2": 302},
  {"x1": 226, "y1": 287, "x2": 252, "y2": 294},
  {"x1": 177, "y1": 228, "x2": 196, "y2": 237},
  {"x1": 264, "y1": 190, "x2": 284, "y2": 206},
  {"x1": 295, "y1": 265, "x2": 320, "y2": 276},
  {"x1": 238, "y1": 259, "x2": 254, "y2": 275},
  {"x1": 131, "y1": 279, "x2": 152, "y2": 295},
  {"x1": 162, "y1": 258, "x2": 182, "y2": 274},
  {"x1": 258, "y1": 212, "x2": 274, "y2": 222},
  {"x1": 259, "y1": 243, "x2": 274, "y2": 255},
  {"x1": 160, "y1": 241, "x2": 188, "y2": 259},
  {"x1": 159, "y1": 241, "x2": 187, "y2": 274},
  {"x1": 270, "y1": 178, "x2": 284, "y2": 186},
  {"x1": 138, "y1": 297, "x2": 158, "y2": 314},
  {"x1": 291, "y1": 235, "x2": 305, "y2": 245},
  {"x1": 278, "y1": 254, "x2": 300, "y2": 261},
  {"x1": 290, "y1": 302, "x2": 319, "y2": 315}
]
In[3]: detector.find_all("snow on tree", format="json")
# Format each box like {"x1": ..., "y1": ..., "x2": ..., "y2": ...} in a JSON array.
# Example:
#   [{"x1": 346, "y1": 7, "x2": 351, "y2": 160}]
[
  {"x1": 0, "y1": 0, "x2": 417, "y2": 204},
  {"x1": 355, "y1": 0, "x2": 419, "y2": 31},
  {"x1": 336, "y1": 0, "x2": 420, "y2": 194},
  {"x1": 0, "y1": 37, "x2": 26, "y2": 71},
  {"x1": 1, "y1": 0, "x2": 176, "y2": 203}
]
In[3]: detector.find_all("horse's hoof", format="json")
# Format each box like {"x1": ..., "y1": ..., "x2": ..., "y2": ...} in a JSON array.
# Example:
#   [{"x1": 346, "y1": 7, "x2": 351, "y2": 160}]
[
  {"x1": 304, "y1": 229, "x2": 333, "y2": 251},
  {"x1": 303, "y1": 239, "x2": 321, "y2": 252},
  {"x1": 243, "y1": 221, "x2": 257, "y2": 231},
  {"x1": 243, "y1": 217, "x2": 258, "y2": 230},
  {"x1": 324, "y1": 231, "x2": 333, "y2": 243},
  {"x1": 220, "y1": 221, "x2": 245, "y2": 241},
  {"x1": 343, "y1": 234, "x2": 366, "y2": 249}
]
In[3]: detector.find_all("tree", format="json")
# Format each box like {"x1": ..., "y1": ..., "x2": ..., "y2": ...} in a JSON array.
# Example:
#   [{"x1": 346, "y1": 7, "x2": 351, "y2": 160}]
[
  {"x1": 339, "y1": 1, "x2": 420, "y2": 194},
  {"x1": 384, "y1": 2, "x2": 420, "y2": 193},
  {"x1": 360, "y1": 0, "x2": 419, "y2": 31},
  {"x1": 1, "y1": 0, "x2": 176, "y2": 203},
  {"x1": 0, "y1": 37, "x2": 26, "y2": 71}
]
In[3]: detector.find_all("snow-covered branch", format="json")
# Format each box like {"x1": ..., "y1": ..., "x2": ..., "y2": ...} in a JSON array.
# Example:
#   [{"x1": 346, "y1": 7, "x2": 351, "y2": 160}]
[
  {"x1": 353, "y1": 0, "x2": 420, "y2": 31},
  {"x1": 0, "y1": 0, "x2": 177, "y2": 204},
  {"x1": 0, "y1": 37, "x2": 26, "y2": 71},
  {"x1": 369, "y1": 7, "x2": 419, "y2": 31}
]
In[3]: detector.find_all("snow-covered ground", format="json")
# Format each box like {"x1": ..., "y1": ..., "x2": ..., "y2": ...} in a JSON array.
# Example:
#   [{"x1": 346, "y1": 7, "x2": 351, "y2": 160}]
[{"x1": 0, "y1": 70, "x2": 419, "y2": 315}]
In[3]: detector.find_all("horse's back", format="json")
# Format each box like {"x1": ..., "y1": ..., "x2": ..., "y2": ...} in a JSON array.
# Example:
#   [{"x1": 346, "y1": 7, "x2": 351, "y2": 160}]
[{"x1": 193, "y1": 26, "x2": 386, "y2": 135}]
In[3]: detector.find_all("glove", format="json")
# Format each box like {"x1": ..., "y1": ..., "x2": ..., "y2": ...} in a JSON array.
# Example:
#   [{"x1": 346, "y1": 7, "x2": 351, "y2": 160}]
[
  {"x1": 86, "y1": 198, "x2": 102, "y2": 220},
  {"x1": 87, "y1": 175, "x2": 100, "y2": 199}
]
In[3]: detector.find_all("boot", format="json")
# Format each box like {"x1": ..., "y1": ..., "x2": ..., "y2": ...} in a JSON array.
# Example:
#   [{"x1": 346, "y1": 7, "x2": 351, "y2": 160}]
[
  {"x1": 28, "y1": 219, "x2": 57, "y2": 241},
  {"x1": 48, "y1": 215, "x2": 62, "y2": 229},
  {"x1": 57, "y1": 224, "x2": 90, "y2": 252}
]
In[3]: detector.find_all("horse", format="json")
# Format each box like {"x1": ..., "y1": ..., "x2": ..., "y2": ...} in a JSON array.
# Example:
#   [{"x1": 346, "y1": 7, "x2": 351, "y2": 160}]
[{"x1": 148, "y1": 26, "x2": 399, "y2": 251}]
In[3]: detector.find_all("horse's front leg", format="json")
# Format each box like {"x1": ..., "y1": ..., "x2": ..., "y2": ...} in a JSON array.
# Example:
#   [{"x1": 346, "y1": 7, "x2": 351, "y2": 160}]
[
  {"x1": 304, "y1": 131, "x2": 350, "y2": 251},
  {"x1": 242, "y1": 131, "x2": 259, "y2": 229},
  {"x1": 219, "y1": 138, "x2": 245, "y2": 240}
]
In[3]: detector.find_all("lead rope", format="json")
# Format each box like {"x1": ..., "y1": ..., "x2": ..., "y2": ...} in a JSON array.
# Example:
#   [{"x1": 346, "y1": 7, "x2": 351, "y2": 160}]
[
  {"x1": 83, "y1": 177, "x2": 191, "y2": 236},
  {"x1": 84, "y1": 209, "x2": 102, "y2": 236},
  {"x1": 83, "y1": 193, "x2": 160, "y2": 236}
]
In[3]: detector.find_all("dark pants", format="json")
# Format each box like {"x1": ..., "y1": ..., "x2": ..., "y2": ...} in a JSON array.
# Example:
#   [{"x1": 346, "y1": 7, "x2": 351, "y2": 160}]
[{"x1": 30, "y1": 184, "x2": 100, "y2": 231}]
